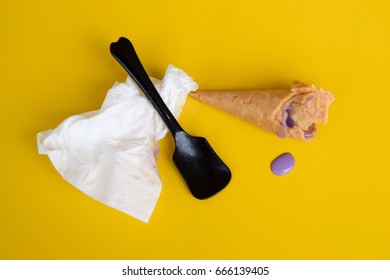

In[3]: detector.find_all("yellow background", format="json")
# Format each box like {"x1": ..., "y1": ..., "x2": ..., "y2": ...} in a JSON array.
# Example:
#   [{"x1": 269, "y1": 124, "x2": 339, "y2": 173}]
[{"x1": 1, "y1": 0, "x2": 390, "y2": 259}]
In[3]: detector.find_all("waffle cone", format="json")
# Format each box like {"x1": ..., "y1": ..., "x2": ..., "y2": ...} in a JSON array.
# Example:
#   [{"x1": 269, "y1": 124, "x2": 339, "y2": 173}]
[{"x1": 189, "y1": 81, "x2": 334, "y2": 141}]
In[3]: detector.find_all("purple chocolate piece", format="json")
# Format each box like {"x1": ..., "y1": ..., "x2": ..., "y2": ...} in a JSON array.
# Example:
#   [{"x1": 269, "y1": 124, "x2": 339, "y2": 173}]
[
  {"x1": 286, "y1": 116, "x2": 294, "y2": 128},
  {"x1": 282, "y1": 105, "x2": 295, "y2": 128},
  {"x1": 270, "y1": 152, "x2": 295, "y2": 176}
]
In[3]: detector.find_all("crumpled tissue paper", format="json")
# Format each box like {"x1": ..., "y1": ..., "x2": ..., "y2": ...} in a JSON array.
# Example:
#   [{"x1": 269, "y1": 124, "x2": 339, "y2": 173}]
[{"x1": 37, "y1": 65, "x2": 198, "y2": 222}]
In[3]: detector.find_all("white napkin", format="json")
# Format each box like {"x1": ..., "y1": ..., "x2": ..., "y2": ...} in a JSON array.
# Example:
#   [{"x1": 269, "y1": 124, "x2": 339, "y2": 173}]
[{"x1": 37, "y1": 65, "x2": 198, "y2": 222}]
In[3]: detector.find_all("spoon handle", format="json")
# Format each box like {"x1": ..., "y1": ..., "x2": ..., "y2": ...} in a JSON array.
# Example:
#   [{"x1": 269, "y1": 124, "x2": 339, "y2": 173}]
[{"x1": 110, "y1": 37, "x2": 183, "y2": 136}]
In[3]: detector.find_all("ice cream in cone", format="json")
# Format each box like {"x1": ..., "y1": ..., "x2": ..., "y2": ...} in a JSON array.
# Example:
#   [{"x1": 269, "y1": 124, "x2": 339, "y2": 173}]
[{"x1": 189, "y1": 81, "x2": 334, "y2": 141}]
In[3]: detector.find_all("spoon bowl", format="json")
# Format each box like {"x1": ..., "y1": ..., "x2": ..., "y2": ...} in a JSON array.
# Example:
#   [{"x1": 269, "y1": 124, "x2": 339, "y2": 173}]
[{"x1": 173, "y1": 131, "x2": 231, "y2": 199}]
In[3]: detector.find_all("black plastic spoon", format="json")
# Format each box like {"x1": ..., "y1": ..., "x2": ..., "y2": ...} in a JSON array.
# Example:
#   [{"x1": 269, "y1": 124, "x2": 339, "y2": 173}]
[{"x1": 110, "y1": 37, "x2": 231, "y2": 199}]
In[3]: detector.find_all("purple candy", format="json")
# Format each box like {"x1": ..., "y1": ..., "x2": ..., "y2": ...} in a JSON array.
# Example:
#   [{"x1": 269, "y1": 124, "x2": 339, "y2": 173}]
[
  {"x1": 286, "y1": 116, "x2": 295, "y2": 128},
  {"x1": 282, "y1": 106, "x2": 295, "y2": 128},
  {"x1": 270, "y1": 152, "x2": 295, "y2": 176}
]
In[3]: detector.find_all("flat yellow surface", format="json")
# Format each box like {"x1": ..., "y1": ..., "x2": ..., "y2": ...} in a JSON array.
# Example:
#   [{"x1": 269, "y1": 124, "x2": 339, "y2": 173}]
[{"x1": 1, "y1": 0, "x2": 390, "y2": 259}]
